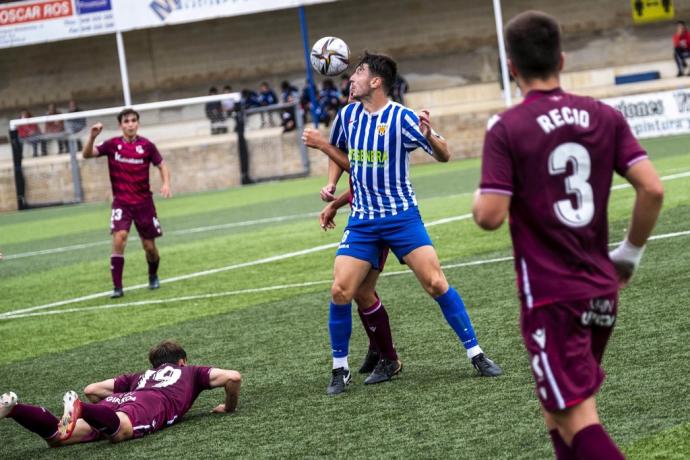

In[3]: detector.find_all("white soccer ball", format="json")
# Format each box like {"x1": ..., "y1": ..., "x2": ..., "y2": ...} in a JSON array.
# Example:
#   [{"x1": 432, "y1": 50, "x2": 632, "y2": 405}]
[{"x1": 310, "y1": 36, "x2": 350, "y2": 76}]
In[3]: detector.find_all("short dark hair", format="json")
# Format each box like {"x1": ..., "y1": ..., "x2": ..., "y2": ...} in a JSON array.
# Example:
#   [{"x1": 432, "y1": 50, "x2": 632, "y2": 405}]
[
  {"x1": 505, "y1": 11, "x2": 562, "y2": 81},
  {"x1": 148, "y1": 340, "x2": 187, "y2": 368},
  {"x1": 117, "y1": 108, "x2": 140, "y2": 123},
  {"x1": 677, "y1": 20, "x2": 687, "y2": 27},
  {"x1": 357, "y1": 52, "x2": 397, "y2": 95}
]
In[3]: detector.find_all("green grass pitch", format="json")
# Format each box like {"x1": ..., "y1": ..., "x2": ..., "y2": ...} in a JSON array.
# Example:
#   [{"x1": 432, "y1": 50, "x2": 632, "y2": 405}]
[{"x1": 0, "y1": 135, "x2": 689, "y2": 459}]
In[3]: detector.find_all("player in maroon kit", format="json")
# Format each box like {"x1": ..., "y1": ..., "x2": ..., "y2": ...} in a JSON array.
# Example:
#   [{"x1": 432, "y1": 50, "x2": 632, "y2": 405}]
[
  {"x1": 83, "y1": 109, "x2": 172, "y2": 298},
  {"x1": 0, "y1": 340, "x2": 241, "y2": 446},
  {"x1": 473, "y1": 11, "x2": 663, "y2": 460}
]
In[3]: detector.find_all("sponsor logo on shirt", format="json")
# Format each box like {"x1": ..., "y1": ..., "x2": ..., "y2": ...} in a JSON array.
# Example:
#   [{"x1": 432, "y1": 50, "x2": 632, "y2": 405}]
[
  {"x1": 106, "y1": 393, "x2": 137, "y2": 404},
  {"x1": 115, "y1": 153, "x2": 145, "y2": 165},
  {"x1": 348, "y1": 148, "x2": 388, "y2": 165}
]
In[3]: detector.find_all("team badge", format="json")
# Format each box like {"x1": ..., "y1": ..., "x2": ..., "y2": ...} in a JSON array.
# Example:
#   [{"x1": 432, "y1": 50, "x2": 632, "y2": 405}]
[
  {"x1": 136, "y1": 145, "x2": 145, "y2": 154},
  {"x1": 117, "y1": 144, "x2": 122, "y2": 150},
  {"x1": 377, "y1": 124, "x2": 388, "y2": 136}
]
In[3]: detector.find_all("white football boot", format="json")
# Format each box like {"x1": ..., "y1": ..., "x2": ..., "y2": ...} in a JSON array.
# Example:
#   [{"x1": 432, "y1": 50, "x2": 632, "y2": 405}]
[
  {"x1": 0, "y1": 391, "x2": 18, "y2": 419},
  {"x1": 58, "y1": 390, "x2": 82, "y2": 440}
]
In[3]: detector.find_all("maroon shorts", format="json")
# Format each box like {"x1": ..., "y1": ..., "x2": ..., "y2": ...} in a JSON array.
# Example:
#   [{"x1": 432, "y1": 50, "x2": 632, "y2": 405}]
[
  {"x1": 520, "y1": 294, "x2": 618, "y2": 412},
  {"x1": 111, "y1": 198, "x2": 162, "y2": 240},
  {"x1": 97, "y1": 392, "x2": 168, "y2": 439},
  {"x1": 377, "y1": 246, "x2": 390, "y2": 272}
]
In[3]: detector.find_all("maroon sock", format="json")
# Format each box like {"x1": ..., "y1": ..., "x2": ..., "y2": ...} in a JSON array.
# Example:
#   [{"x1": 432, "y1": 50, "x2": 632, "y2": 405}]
[
  {"x1": 147, "y1": 256, "x2": 160, "y2": 276},
  {"x1": 362, "y1": 299, "x2": 397, "y2": 361},
  {"x1": 571, "y1": 424, "x2": 624, "y2": 460},
  {"x1": 111, "y1": 254, "x2": 124, "y2": 289},
  {"x1": 80, "y1": 403, "x2": 120, "y2": 437},
  {"x1": 357, "y1": 306, "x2": 378, "y2": 352},
  {"x1": 9, "y1": 403, "x2": 59, "y2": 440},
  {"x1": 549, "y1": 429, "x2": 575, "y2": 460}
]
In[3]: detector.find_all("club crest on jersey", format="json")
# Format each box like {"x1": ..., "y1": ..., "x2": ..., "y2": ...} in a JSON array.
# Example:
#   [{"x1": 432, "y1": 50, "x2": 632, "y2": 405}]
[
  {"x1": 376, "y1": 124, "x2": 388, "y2": 136},
  {"x1": 117, "y1": 144, "x2": 122, "y2": 150},
  {"x1": 136, "y1": 145, "x2": 145, "y2": 154}
]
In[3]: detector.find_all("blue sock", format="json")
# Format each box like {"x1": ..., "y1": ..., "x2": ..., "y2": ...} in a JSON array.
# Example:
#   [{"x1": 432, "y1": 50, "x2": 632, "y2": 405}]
[
  {"x1": 435, "y1": 287, "x2": 478, "y2": 349},
  {"x1": 329, "y1": 301, "x2": 352, "y2": 359}
]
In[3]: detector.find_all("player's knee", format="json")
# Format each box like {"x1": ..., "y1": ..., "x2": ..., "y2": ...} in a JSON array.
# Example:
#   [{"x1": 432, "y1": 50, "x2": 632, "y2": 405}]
[
  {"x1": 331, "y1": 282, "x2": 353, "y2": 304},
  {"x1": 425, "y1": 275, "x2": 448, "y2": 298}
]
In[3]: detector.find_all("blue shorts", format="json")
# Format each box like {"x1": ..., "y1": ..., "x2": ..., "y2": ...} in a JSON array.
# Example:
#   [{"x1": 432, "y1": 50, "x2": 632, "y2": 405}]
[{"x1": 336, "y1": 207, "x2": 433, "y2": 270}]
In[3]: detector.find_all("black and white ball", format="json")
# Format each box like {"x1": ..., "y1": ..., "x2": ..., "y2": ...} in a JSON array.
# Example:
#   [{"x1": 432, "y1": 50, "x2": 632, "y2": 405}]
[{"x1": 310, "y1": 36, "x2": 350, "y2": 76}]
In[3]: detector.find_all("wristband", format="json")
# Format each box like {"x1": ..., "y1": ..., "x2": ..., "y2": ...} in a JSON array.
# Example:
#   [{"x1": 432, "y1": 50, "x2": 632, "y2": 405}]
[{"x1": 609, "y1": 238, "x2": 645, "y2": 269}]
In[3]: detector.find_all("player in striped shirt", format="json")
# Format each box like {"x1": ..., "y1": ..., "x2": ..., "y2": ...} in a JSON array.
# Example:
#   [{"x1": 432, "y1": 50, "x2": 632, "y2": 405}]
[
  {"x1": 322, "y1": 52, "x2": 502, "y2": 395},
  {"x1": 83, "y1": 109, "x2": 171, "y2": 299}
]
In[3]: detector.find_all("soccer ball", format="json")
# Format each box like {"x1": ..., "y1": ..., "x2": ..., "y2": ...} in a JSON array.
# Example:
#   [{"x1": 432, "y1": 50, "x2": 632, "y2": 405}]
[{"x1": 310, "y1": 36, "x2": 350, "y2": 76}]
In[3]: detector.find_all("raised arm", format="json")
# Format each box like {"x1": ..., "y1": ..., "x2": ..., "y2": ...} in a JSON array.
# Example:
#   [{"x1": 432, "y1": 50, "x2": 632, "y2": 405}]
[
  {"x1": 418, "y1": 110, "x2": 451, "y2": 163},
  {"x1": 82, "y1": 122, "x2": 103, "y2": 159},
  {"x1": 609, "y1": 159, "x2": 664, "y2": 287},
  {"x1": 157, "y1": 162, "x2": 172, "y2": 198},
  {"x1": 209, "y1": 368, "x2": 242, "y2": 413},
  {"x1": 83, "y1": 378, "x2": 115, "y2": 403},
  {"x1": 302, "y1": 127, "x2": 349, "y2": 201}
]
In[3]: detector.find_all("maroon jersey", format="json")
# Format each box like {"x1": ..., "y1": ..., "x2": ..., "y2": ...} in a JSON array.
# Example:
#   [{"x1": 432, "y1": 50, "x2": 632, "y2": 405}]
[
  {"x1": 96, "y1": 136, "x2": 163, "y2": 204},
  {"x1": 480, "y1": 88, "x2": 647, "y2": 308},
  {"x1": 113, "y1": 364, "x2": 212, "y2": 425}
]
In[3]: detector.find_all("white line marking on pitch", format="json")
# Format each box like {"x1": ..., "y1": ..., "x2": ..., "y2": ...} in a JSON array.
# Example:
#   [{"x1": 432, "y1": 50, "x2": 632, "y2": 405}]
[
  {"x1": 5, "y1": 168, "x2": 688, "y2": 261},
  {"x1": 0, "y1": 213, "x2": 474, "y2": 318},
  {"x1": 2, "y1": 169, "x2": 689, "y2": 317},
  {"x1": 2, "y1": 212, "x2": 320, "y2": 260},
  {"x1": 2, "y1": 230, "x2": 689, "y2": 321},
  {"x1": 0, "y1": 256, "x2": 516, "y2": 321}
]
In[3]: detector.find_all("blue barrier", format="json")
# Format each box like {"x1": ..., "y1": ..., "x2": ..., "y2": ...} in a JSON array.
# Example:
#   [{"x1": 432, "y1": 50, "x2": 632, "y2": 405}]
[{"x1": 615, "y1": 71, "x2": 661, "y2": 85}]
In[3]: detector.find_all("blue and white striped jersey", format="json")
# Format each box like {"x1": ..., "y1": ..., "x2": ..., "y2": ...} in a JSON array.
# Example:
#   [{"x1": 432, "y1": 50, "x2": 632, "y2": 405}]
[{"x1": 329, "y1": 100, "x2": 433, "y2": 219}]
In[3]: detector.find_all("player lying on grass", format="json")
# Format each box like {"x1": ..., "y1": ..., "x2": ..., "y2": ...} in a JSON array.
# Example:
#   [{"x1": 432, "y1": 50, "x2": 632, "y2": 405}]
[{"x1": 0, "y1": 340, "x2": 241, "y2": 447}]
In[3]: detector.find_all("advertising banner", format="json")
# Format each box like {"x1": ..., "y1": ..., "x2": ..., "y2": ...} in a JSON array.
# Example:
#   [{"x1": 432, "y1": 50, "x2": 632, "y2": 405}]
[
  {"x1": 604, "y1": 88, "x2": 690, "y2": 139},
  {"x1": 631, "y1": 0, "x2": 675, "y2": 24},
  {"x1": 0, "y1": 0, "x2": 115, "y2": 48},
  {"x1": 0, "y1": 0, "x2": 334, "y2": 49}
]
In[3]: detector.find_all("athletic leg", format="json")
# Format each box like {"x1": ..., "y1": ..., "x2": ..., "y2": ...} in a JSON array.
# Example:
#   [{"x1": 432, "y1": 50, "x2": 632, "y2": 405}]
[
  {"x1": 327, "y1": 255, "x2": 371, "y2": 395},
  {"x1": 141, "y1": 238, "x2": 160, "y2": 289},
  {"x1": 110, "y1": 230, "x2": 128, "y2": 298},
  {"x1": 546, "y1": 397, "x2": 623, "y2": 460},
  {"x1": 403, "y1": 245, "x2": 501, "y2": 376}
]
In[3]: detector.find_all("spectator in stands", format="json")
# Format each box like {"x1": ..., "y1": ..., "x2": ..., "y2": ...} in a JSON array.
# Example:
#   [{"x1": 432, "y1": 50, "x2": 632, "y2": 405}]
[
  {"x1": 258, "y1": 81, "x2": 278, "y2": 127},
  {"x1": 300, "y1": 80, "x2": 319, "y2": 124},
  {"x1": 391, "y1": 74, "x2": 409, "y2": 105},
  {"x1": 339, "y1": 73, "x2": 351, "y2": 106},
  {"x1": 221, "y1": 85, "x2": 235, "y2": 116},
  {"x1": 45, "y1": 103, "x2": 68, "y2": 154},
  {"x1": 66, "y1": 99, "x2": 87, "y2": 151},
  {"x1": 17, "y1": 109, "x2": 46, "y2": 157},
  {"x1": 318, "y1": 79, "x2": 341, "y2": 127},
  {"x1": 205, "y1": 87, "x2": 228, "y2": 135},
  {"x1": 673, "y1": 20, "x2": 690, "y2": 77},
  {"x1": 280, "y1": 80, "x2": 299, "y2": 133}
]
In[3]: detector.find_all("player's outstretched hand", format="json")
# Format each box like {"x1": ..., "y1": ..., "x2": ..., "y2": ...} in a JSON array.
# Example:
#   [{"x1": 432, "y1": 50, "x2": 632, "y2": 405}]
[
  {"x1": 160, "y1": 183, "x2": 172, "y2": 199},
  {"x1": 302, "y1": 127, "x2": 327, "y2": 150},
  {"x1": 418, "y1": 109, "x2": 431, "y2": 138},
  {"x1": 320, "y1": 203, "x2": 337, "y2": 231},
  {"x1": 90, "y1": 122, "x2": 103, "y2": 138},
  {"x1": 211, "y1": 403, "x2": 233, "y2": 414},
  {"x1": 320, "y1": 183, "x2": 336, "y2": 202}
]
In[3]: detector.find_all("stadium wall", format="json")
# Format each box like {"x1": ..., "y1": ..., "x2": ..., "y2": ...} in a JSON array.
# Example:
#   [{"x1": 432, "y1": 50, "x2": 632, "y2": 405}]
[
  {"x1": 0, "y1": 108, "x2": 486, "y2": 212},
  {"x1": 1, "y1": 0, "x2": 689, "y2": 116}
]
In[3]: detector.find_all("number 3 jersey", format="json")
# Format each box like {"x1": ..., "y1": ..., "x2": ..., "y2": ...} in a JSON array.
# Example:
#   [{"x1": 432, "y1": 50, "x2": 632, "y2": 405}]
[
  {"x1": 479, "y1": 88, "x2": 648, "y2": 308},
  {"x1": 112, "y1": 364, "x2": 212, "y2": 424}
]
